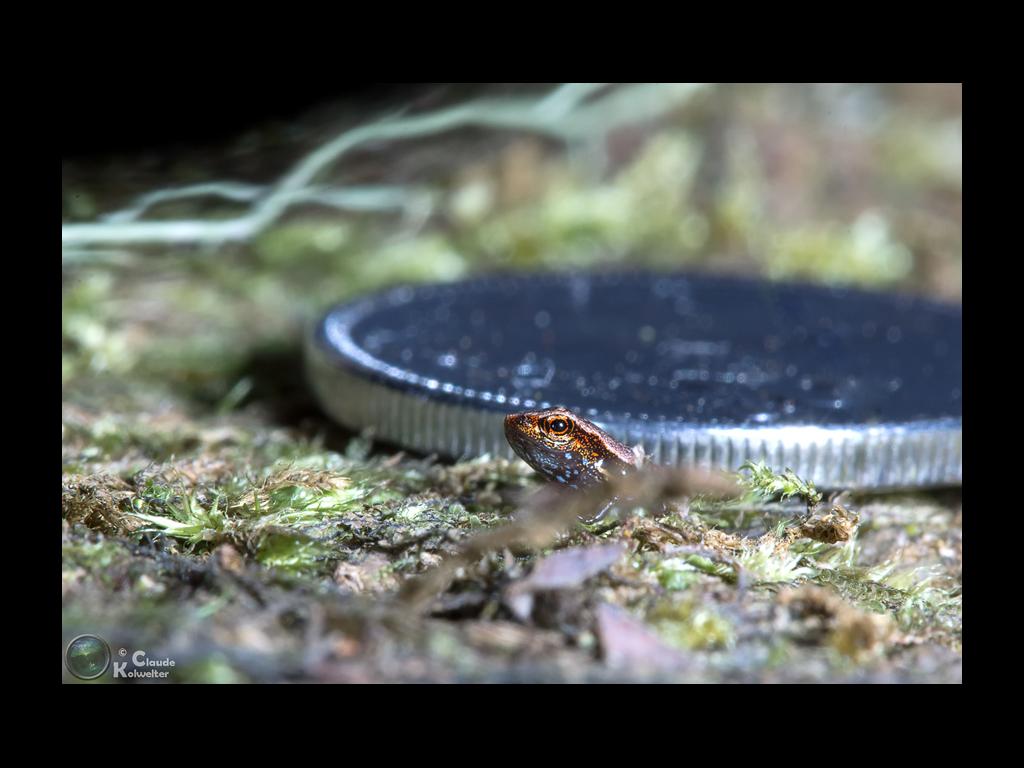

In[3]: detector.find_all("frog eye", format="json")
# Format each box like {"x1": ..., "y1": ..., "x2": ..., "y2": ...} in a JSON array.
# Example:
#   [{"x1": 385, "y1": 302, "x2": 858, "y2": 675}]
[{"x1": 543, "y1": 415, "x2": 573, "y2": 436}]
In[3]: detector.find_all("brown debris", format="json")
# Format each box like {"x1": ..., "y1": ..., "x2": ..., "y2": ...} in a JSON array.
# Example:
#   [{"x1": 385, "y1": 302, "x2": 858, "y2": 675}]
[
  {"x1": 786, "y1": 502, "x2": 860, "y2": 545},
  {"x1": 334, "y1": 553, "x2": 397, "y2": 594},
  {"x1": 504, "y1": 542, "x2": 627, "y2": 621},
  {"x1": 516, "y1": 542, "x2": 627, "y2": 591},
  {"x1": 397, "y1": 483, "x2": 603, "y2": 610},
  {"x1": 779, "y1": 585, "x2": 893, "y2": 660},
  {"x1": 62, "y1": 474, "x2": 142, "y2": 535},
  {"x1": 428, "y1": 457, "x2": 527, "y2": 507},
  {"x1": 462, "y1": 621, "x2": 567, "y2": 657},
  {"x1": 831, "y1": 609, "x2": 894, "y2": 660},
  {"x1": 163, "y1": 457, "x2": 236, "y2": 486},
  {"x1": 212, "y1": 543, "x2": 245, "y2": 574},
  {"x1": 400, "y1": 465, "x2": 737, "y2": 611},
  {"x1": 595, "y1": 603, "x2": 690, "y2": 672}
]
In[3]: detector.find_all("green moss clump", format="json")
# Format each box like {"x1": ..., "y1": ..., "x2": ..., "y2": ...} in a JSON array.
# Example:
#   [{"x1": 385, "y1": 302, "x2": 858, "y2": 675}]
[
  {"x1": 739, "y1": 461, "x2": 823, "y2": 508},
  {"x1": 648, "y1": 598, "x2": 736, "y2": 651}
]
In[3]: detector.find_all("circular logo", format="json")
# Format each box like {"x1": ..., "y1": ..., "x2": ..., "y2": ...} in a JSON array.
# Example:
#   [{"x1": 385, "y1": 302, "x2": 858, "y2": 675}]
[{"x1": 65, "y1": 634, "x2": 111, "y2": 680}]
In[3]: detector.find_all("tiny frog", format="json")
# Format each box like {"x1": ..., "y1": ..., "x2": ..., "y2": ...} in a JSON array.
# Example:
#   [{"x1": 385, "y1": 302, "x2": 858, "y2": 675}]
[{"x1": 504, "y1": 407, "x2": 645, "y2": 521}]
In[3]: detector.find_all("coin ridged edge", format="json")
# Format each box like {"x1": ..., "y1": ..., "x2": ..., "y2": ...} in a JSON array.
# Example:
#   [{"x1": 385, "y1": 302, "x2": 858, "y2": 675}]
[{"x1": 307, "y1": 331, "x2": 962, "y2": 490}]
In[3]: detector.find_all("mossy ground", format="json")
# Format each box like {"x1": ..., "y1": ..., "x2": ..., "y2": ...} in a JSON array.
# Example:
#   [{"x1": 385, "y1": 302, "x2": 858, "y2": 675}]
[{"x1": 62, "y1": 84, "x2": 961, "y2": 682}]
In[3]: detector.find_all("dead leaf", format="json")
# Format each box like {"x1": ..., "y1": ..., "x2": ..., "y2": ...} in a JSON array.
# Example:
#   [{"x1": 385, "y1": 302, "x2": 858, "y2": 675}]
[
  {"x1": 503, "y1": 542, "x2": 626, "y2": 621},
  {"x1": 595, "y1": 603, "x2": 690, "y2": 672}
]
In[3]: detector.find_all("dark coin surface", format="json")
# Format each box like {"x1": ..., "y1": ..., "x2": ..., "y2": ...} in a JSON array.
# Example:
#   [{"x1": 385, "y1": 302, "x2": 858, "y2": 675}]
[{"x1": 307, "y1": 272, "x2": 961, "y2": 489}]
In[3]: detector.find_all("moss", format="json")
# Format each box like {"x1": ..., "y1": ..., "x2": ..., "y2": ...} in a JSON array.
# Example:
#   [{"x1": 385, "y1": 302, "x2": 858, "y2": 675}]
[
  {"x1": 648, "y1": 597, "x2": 736, "y2": 651},
  {"x1": 254, "y1": 533, "x2": 330, "y2": 574},
  {"x1": 456, "y1": 134, "x2": 712, "y2": 271},
  {"x1": 812, "y1": 564, "x2": 961, "y2": 643},
  {"x1": 739, "y1": 461, "x2": 823, "y2": 508},
  {"x1": 62, "y1": 273, "x2": 135, "y2": 381},
  {"x1": 63, "y1": 538, "x2": 128, "y2": 572},
  {"x1": 655, "y1": 558, "x2": 705, "y2": 591},
  {"x1": 738, "y1": 539, "x2": 818, "y2": 585},
  {"x1": 761, "y1": 213, "x2": 913, "y2": 286}
]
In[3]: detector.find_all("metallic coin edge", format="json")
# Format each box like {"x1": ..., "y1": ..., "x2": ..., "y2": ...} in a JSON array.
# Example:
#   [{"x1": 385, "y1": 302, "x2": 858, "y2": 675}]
[{"x1": 307, "y1": 328, "x2": 962, "y2": 491}]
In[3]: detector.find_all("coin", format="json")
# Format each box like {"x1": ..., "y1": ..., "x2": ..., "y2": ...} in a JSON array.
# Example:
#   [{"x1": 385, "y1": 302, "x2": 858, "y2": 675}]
[{"x1": 307, "y1": 272, "x2": 961, "y2": 489}]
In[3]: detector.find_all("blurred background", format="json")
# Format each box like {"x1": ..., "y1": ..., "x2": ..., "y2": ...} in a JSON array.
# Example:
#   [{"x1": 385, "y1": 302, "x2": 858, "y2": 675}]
[{"x1": 62, "y1": 84, "x2": 962, "y2": 683}]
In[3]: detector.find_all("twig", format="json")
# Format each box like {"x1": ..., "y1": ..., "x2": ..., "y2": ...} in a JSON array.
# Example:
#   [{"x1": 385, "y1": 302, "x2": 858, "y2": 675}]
[{"x1": 62, "y1": 83, "x2": 708, "y2": 252}]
